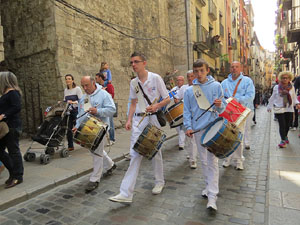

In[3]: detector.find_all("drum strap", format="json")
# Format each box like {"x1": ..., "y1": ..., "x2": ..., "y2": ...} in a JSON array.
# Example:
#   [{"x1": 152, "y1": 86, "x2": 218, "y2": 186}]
[
  {"x1": 232, "y1": 79, "x2": 242, "y2": 97},
  {"x1": 192, "y1": 85, "x2": 213, "y2": 112},
  {"x1": 132, "y1": 79, "x2": 147, "y2": 112}
]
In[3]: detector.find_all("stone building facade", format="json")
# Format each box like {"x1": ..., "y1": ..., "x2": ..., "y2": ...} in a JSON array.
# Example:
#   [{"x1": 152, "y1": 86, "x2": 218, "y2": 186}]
[{"x1": 0, "y1": 0, "x2": 191, "y2": 133}]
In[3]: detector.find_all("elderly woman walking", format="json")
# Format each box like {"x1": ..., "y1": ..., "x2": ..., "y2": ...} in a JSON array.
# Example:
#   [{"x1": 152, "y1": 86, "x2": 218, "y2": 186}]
[
  {"x1": 0, "y1": 71, "x2": 24, "y2": 188},
  {"x1": 267, "y1": 71, "x2": 300, "y2": 148}
]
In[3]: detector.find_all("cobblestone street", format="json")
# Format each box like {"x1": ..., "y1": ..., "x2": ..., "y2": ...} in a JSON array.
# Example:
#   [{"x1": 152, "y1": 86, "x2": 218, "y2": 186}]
[{"x1": 0, "y1": 107, "x2": 271, "y2": 225}]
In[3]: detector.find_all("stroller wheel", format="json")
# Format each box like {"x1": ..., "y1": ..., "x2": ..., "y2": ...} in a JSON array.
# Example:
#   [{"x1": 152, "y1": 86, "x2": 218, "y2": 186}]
[
  {"x1": 60, "y1": 149, "x2": 69, "y2": 158},
  {"x1": 24, "y1": 152, "x2": 36, "y2": 162},
  {"x1": 45, "y1": 147, "x2": 55, "y2": 155},
  {"x1": 40, "y1": 154, "x2": 50, "y2": 165}
]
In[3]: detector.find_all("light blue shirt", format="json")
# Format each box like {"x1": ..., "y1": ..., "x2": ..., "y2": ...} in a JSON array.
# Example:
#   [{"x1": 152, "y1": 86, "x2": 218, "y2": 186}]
[
  {"x1": 76, "y1": 84, "x2": 116, "y2": 128},
  {"x1": 183, "y1": 75, "x2": 226, "y2": 131},
  {"x1": 221, "y1": 73, "x2": 255, "y2": 111}
]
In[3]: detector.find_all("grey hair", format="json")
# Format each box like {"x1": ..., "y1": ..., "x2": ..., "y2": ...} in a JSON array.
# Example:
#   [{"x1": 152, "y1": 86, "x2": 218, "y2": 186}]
[
  {"x1": 186, "y1": 70, "x2": 193, "y2": 75},
  {"x1": 0, "y1": 71, "x2": 21, "y2": 95}
]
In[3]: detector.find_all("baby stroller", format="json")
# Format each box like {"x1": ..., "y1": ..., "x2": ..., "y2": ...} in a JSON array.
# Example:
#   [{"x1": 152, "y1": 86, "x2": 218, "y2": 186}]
[{"x1": 24, "y1": 102, "x2": 71, "y2": 164}]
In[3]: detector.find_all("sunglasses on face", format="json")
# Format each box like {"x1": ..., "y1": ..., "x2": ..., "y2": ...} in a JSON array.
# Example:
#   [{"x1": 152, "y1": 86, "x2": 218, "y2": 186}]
[{"x1": 130, "y1": 60, "x2": 143, "y2": 65}]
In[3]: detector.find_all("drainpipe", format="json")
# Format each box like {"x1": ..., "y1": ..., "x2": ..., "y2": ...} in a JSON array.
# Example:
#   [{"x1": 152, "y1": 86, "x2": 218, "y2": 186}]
[{"x1": 185, "y1": 0, "x2": 191, "y2": 70}]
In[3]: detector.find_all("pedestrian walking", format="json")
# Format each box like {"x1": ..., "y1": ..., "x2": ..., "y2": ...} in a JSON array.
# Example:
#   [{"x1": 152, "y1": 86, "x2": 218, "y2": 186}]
[
  {"x1": 64, "y1": 74, "x2": 83, "y2": 151},
  {"x1": 109, "y1": 52, "x2": 170, "y2": 203},
  {"x1": 0, "y1": 71, "x2": 24, "y2": 188},
  {"x1": 183, "y1": 59, "x2": 225, "y2": 211},
  {"x1": 267, "y1": 71, "x2": 300, "y2": 148}
]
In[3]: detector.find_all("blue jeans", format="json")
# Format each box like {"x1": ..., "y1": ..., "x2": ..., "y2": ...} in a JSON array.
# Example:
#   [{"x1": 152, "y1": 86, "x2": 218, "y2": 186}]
[{"x1": 109, "y1": 116, "x2": 115, "y2": 142}]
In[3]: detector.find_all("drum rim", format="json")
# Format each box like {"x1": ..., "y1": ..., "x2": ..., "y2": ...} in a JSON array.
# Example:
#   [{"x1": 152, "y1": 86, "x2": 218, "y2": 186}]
[
  {"x1": 201, "y1": 117, "x2": 227, "y2": 145},
  {"x1": 165, "y1": 101, "x2": 183, "y2": 112}
]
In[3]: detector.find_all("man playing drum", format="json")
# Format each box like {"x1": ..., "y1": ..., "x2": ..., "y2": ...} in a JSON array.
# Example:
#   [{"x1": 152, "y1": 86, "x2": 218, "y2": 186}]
[
  {"x1": 109, "y1": 52, "x2": 170, "y2": 203},
  {"x1": 183, "y1": 59, "x2": 225, "y2": 211},
  {"x1": 73, "y1": 76, "x2": 116, "y2": 193},
  {"x1": 221, "y1": 61, "x2": 255, "y2": 170},
  {"x1": 176, "y1": 70, "x2": 198, "y2": 169},
  {"x1": 170, "y1": 76, "x2": 188, "y2": 150}
]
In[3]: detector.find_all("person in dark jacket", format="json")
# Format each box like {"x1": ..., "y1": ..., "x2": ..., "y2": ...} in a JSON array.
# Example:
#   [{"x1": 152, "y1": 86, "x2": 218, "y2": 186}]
[{"x1": 0, "y1": 71, "x2": 24, "y2": 188}]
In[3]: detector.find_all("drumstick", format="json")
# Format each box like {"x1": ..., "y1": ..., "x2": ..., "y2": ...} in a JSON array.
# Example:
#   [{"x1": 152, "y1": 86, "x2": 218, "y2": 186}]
[
  {"x1": 195, "y1": 102, "x2": 215, "y2": 121},
  {"x1": 195, "y1": 95, "x2": 224, "y2": 121},
  {"x1": 137, "y1": 98, "x2": 158, "y2": 127},
  {"x1": 76, "y1": 103, "x2": 100, "y2": 120}
]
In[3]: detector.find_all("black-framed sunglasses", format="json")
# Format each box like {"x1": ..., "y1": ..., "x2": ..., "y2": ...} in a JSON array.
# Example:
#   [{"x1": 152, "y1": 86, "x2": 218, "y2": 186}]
[{"x1": 130, "y1": 60, "x2": 144, "y2": 65}]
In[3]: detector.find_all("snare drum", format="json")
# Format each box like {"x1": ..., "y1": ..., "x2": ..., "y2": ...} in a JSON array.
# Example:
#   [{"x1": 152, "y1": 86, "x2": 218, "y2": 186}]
[
  {"x1": 164, "y1": 101, "x2": 184, "y2": 128},
  {"x1": 160, "y1": 90, "x2": 177, "y2": 112},
  {"x1": 74, "y1": 115, "x2": 108, "y2": 152},
  {"x1": 133, "y1": 124, "x2": 166, "y2": 160},
  {"x1": 219, "y1": 97, "x2": 251, "y2": 127},
  {"x1": 201, "y1": 117, "x2": 243, "y2": 159}
]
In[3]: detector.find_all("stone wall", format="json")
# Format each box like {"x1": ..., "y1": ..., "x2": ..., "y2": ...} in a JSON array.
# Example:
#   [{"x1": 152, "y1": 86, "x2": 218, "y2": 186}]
[
  {"x1": 1, "y1": 0, "x2": 60, "y2": 133},
  {"x1": 1, "y1": 0, "x2": 184, "y2": 133}
]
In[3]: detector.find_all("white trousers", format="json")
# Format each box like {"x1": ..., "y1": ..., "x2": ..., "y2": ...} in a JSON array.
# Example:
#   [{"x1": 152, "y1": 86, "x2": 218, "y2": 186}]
[
  {"x1": 184, "y1": 135, "x2": 198, "y2": 162},
  {"x1": 120, "y1": 115, "x2": 164, "y2": 198},
  {"x1": 89, "y1": 139, "x2": 114, "y2": 182},
  {"x1": 244, "y1": 111, "x2": 253, "y2": 147},
  {"x1": 176, "y1": 126, "x2": 185, "y2": 147},
  {"x1": 194, "y1": 130, "x2": 219, "y2": 197},
  {"x1": 223, "y1": 117, "x2": 247, "y2": 165}
]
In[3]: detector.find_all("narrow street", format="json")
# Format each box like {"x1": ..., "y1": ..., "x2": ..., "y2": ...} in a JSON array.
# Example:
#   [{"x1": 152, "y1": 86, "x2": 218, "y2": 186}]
[{"x1": 0, "y1": 107, "x2": 273, "y2": 225}]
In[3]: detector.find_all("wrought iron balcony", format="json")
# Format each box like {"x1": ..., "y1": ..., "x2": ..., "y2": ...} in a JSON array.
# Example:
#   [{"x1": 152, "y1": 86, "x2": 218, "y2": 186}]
[
  {"x1": 194, "y1": 25, "x2": 209, "y2": 51},
  {"x1": 197, "y1": 0, "x2": 206, "y2": 7},
  {"x1": 207, "y1": 36, "x2": 221, "y2": 58},
  {"x1": 208, "y1": 0, "x2": 217, "y2": 21},
  {"x1": 228, "y1": 38, "x2": 237, "y2": 50},
  {"x1": 287, "y1": 5, "x2": 300, "y2": 43}
]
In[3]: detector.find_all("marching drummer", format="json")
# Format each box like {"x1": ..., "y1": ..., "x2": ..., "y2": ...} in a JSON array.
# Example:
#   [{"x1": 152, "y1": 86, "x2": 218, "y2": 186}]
[
  {"x1": 183, "y1": 59, "x2": 225, "y2": 211},
  {"x1": 176, "y1": 70, "x2": 198, "y2": 169},
  {"x1": 170, "y1": 76, "x2": 188, "y2": 151},
  {"x1": 221, "y1": 61, "x2": 255, "y2": 170},
  {"x1": 109, "y1": 52, "x2": 170, "y2": 203},
  {"x1": 72, "y1": 76, "x2": 116, "y2": 193}
]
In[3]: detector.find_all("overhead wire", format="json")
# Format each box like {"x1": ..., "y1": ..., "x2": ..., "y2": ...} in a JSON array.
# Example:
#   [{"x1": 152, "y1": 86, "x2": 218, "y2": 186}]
[{"x1": 53, "y1": 0, "x2": 186, "y2": 48}]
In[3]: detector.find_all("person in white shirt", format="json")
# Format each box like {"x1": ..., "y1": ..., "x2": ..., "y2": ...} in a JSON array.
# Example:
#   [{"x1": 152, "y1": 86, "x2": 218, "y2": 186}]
[
  {"x1": 176, "y1": 71, "x2": 198, "y2": 169},
  {"x1": 171, "y1": 76, "x2": 188, "y2": 150},
  {"x1": 109, "y1": 52, "x2": 170, "y2": 203},
  {"x1": 267, "y1": 71, "x2": 300, "y2": 148}
]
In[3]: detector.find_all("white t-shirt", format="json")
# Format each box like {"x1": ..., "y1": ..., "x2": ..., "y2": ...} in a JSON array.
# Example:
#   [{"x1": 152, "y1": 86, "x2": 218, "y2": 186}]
[
  {"x1": 129, "y1": 71, "x2": 169, "y2": 113},
  {"x1": 175, "y1": 84, "x2": 189, "y2": 100},
  {"x1": 267, "y1": 85, "x2": 299, "y2": 113}
]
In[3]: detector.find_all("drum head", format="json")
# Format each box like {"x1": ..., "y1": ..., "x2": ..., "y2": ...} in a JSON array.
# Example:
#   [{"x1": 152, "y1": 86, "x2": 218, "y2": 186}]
[{"x1": 202, "y1": 119, "x2": 224, "y2": 144}]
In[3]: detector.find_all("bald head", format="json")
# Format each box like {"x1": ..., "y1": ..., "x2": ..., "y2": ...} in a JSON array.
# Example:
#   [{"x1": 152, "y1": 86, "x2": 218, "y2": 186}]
[
  {"x1": 231, "y1": 61, "x2": 242, "y2": 79},
  {"x1": 176, "y1": 76, "x2": 185, "y2": 88},
  {"x1": 81, "y1": 76, "x2": 96, "y2": 94}
]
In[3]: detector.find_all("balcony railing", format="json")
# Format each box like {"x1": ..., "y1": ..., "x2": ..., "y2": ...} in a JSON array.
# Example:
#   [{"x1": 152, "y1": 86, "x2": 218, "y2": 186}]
[
  {"x1": 220, "y1": 23, "x2": 224, "y2": 37},
  {"x1": 208, "y1": 0, "x2": 217, "y2": 21},
  {"x1": 288, "y1": 5, "x2": 300, "y2": 42},
  {"x1": 228, "y1": 38, "x2": 237, "y2": 50},
  {"x1": 207, "y1": 36, "x2": 221, "y2": 58},
  {"x1": 194, "y1": 25, "x2": 209, "y2": 51},
  {"x1": 197, "y1": 0, "x2": 206, "y2": 7}
]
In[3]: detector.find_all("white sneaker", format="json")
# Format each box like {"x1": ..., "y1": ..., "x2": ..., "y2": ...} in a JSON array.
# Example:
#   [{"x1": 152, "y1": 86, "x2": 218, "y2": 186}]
[
  {"x1": 108, "y1": 194, "x2": 132, "y2": 203},
  {"x1": 152, "y1": 183, "x2": 164, "y2": 195},
  {"x1": 106, "y1": 141, "x2": 115, "y2": 146},
  {"x1": 235, "y1": 162, "x2": 244, "y2": 170},
  {"x1": 186, "y1": 155, "x2": 190, "y2": 160},
  {"x1": 222, "y1": 159, "x2": 231, "y2": 168},
  {"x1": 202, "y1": 188, "x2": 208, "y2": 198},
  {"x1": 291, "y1": 127, "x2": 297, "y2": 131},
  {"x1": 189, "y1": 161, "x2": 197, "y2": 169},
  {"x1": 207, "y1": 196, "x2": 217, "y2": 211}
]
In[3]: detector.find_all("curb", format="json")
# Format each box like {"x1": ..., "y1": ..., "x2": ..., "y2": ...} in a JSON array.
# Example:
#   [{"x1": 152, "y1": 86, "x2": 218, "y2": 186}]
[{"x1": 0, "y1": 133, "x2": 178, "y2": 211}]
